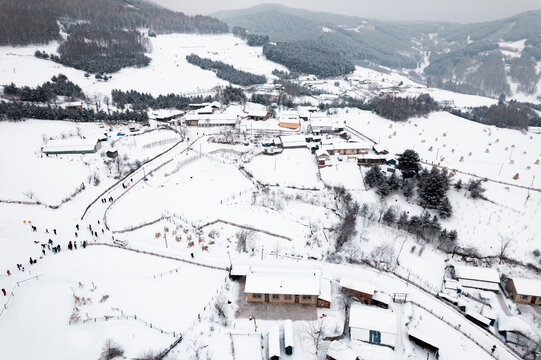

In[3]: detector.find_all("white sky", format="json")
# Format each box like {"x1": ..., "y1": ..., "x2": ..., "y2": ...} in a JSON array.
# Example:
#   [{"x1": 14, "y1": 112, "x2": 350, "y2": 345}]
[{"x1": 151, "y1": 0, "x2": 541, "y2": 23}]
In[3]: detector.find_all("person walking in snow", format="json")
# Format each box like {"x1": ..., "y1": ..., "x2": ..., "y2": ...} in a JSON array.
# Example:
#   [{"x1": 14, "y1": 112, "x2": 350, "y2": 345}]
[
  {"x1": 74, "y1": 242, "x2": 77, "y2": 250},
  {"x1": 82, "y1": 241, "x2": 87, "y2": 249},
  {"x1": 29, "y1": 257, "x2": 33, "y2": 265},
  {"x1": 42, "y1": 249, "x2": 45, "y2": 256},
  {"x1": 2, "y1": 289, "x2": 6, "y2": 296},
  {"x1": 76, "y1": 224, "x2": 79, "y2": 231},
  {"x1": 75, "y1": 232, "x2": 78, "y2": 238},
  {"x1": 53, "y1": 229, "x2": 57, "y2": 235},
  {"x1": 6, "y1": 270, "x2": 11, "y2": 276}
]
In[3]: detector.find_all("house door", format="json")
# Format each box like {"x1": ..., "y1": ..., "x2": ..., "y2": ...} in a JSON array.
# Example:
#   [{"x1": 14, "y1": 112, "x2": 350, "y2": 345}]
[
  {"x1": 531, "y1": 296, "x2": 537, "y2": 304},
  {"x1": 295, "y1": 295, "x2": 299, "y2": 303},
  {"x1": 265, "y1": 294, "x2": 269, "y2": 302},
  {"x1": 369, "y1": 330, "x2": 381, "y2": 344}
]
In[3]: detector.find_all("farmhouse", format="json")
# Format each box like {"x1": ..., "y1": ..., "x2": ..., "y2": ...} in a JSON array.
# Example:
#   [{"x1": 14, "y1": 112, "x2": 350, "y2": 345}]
[
  {"x1": 349, "y1": 303, "x2": 397, "y2": 349},
  {"x1": 326, "y1": 142, "x2": 371, "y2": 156},
  {"x1": 184, "y1": 113, "x2": 237, "y2": 127},
  {"x1": 278, "y1": 112, "x2": 301, "y2": 130},
  {"x1": 276, "y1": 135, "x2": 307, "y2": 149},
  {"x1": 340, "y1": 277, "x2": 375, "y2": 305},
  {"x1": 454, "y1": 265, "x2": 500, "y2": 292},
  {"x1": 244, "y1": 267, "x2": 330, "y2": 307},
  {"x1": 63, "y1": 101, "x2": 83, "y2": 110},
  {"x1": 247, "y1": 110, "x2": 270, "y2": 121},
  {"x1": 505, "y1": 278, "x2": 541, "y2": 306},
  {"x1": 42, "y1": 138, "x2": 101, "y2": 155},
  {"x1": 325, "y1": 341, "x2": 359, "y2": 360}
]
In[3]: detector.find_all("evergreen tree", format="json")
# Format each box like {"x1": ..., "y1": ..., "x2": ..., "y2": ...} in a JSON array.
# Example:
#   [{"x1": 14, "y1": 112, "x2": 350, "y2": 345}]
[
  {"x1": 397, "y1": 149, "x2": 421, "y2": 178},
  {"x1": 454, "y1": 179, "x2": 463, "y2": 190},
  {"x1": 467, "y1": 179, "x2": 486, "y2": 199},
  {"x1": 382, "y1": 207, "x2": 396, "y2": 226},
  {"x1": 401, "y1": 178, "x2": 415, "y2": 200},
  {"x1": 387, "y1": 172, "x2": 400, "y2": 191},
  {"x1": 364, "y1": 165, "x2": 386, "y2": 188},
  {"x1": 398, "y1": 211, "x2": 408, "y2": 229},
  {"x1": 437, "y1": 196, "x2": 453, "y2": 218},
  {"x1": 417, "y1": 167, "x2": 450, "y2": 209},
  {"x1": 377, "y1": 180, "x2": 391, "y2": 198}
]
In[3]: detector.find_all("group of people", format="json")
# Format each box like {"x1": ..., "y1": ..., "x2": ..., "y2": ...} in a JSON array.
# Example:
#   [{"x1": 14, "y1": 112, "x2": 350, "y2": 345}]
[{"x1": 101, "y1": 197, "x2": 113, "y2": 203}]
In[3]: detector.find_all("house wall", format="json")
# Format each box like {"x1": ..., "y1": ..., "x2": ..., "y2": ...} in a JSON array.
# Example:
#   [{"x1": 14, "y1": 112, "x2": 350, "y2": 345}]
[
  {"x1": 350, "y1": 327, "x2": 396, "y2": 348},
  {"x1": 318, "y1": 299, "x2": 331, "y2": 308},
  {"x1": 279, "y1": 122, "x2": 300, "y2": 129},
  {"x1": 246, "y1": 293, "x2": 317, "y2": 305},
  {"x1": 342, "y1": 288, "x2": 373, "y2": 305},
  {"x1": 506, "y1": 280, "x2": 541, "y2": 305}
]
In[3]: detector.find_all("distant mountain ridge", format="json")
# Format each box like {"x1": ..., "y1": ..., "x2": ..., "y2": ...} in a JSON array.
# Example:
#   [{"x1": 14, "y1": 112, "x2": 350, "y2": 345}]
[{"x1": 213, "y1": 4, "x2": 541, "y2": 101}]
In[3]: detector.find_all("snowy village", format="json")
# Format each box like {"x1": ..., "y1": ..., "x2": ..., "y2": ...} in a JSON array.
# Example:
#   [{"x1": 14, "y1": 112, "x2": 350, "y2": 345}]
[{"x1": 1, "y1": 1, "x2": 541, "y2": 360}]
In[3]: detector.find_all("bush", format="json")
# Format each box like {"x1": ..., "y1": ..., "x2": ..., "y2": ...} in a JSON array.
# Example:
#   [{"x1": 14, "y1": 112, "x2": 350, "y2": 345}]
[{"x1": 99, "y1": 339, "x2": 124, "y2": 360}]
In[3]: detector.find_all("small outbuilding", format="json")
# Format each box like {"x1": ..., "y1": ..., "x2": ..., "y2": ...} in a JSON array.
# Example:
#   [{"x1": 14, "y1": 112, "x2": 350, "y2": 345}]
[
  {"x1": 318, "y1": 277, "x2": 332, "y2": 308},
  {"x1": 278, "y1": 113, "x2": 301, "y2": 130},
  {"x1": 454, "y1": 265, "x2": 500, "y2": 292},
  {"x1": 247, "y1": 110, "x2": 270, "y2": 121},
  {"x1": 277, "y1": 135, "x2": 307, "y2": 149},
  {"x1": 371, "y1": 292, "x2": 391, "y2": 309},
  {"x1": 268, "y1": 324, "x2": 280, "y2": 360},
  {"x1": 506, "y1": 278, "x2": 541, "y2": 306},
  {"x1": 340, "y1": 277, "x2": 375, "y2": 305},
  {"x1": 408, "y1": 328, "x2": 439, "y2": 357},
  {"x1": 325, "y1": 341, "x2": 359, "y2": 360},
  {"x1": 284, "y1": 320, "x2": 294, "y2": 355},
  {"x1": 349, "y1": 303, "x2": 396, "y2": 349}
]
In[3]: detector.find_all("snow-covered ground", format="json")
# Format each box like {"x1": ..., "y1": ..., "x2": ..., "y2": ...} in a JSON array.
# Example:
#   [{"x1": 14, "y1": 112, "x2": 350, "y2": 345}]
[{"x1": 0, "y1": 33, "x2": 287, "y2": 98}]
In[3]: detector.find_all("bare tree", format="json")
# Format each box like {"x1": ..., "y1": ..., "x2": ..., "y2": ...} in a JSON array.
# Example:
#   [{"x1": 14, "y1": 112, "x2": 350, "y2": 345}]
[
  {"x1": 498, "y1": 234, "x2": 513, "y2": 264},
  {"x1": 304, "y1": 318, "x2": 326, "y2": 355},
  {"x1": 236, "y1": 229, "x2": 254, "y2": 253},
  {"x1": 99, "y1": 339, "x2": 124, "y2": 360}
]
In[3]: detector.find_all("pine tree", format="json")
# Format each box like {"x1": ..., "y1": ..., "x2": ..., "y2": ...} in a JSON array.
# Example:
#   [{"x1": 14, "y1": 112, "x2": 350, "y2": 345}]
[
  {"x1": 397, "y1": 149, "x2": 421, "y2": 178},
  {"x1": 382, "y1": 207, "x2": 396, "y2": 226},
  {"x1": 377, "y1": 180, "x2": 391, "y2": 198},
  {"x1": 364, "y1": 165, "x2": 386, "y2": 188},
  {"x1": 398, "y1": 211, "x2": 408, "y2": 229},
  {"x1": 438, "y1": 196, "x2": 453, "y2": 218},
  {"x1": 401, "y1": 178, "x2": 415, "y2": 199},
  {"x1": 387, "y1": 172, "x2": 400, "y2": 191}
]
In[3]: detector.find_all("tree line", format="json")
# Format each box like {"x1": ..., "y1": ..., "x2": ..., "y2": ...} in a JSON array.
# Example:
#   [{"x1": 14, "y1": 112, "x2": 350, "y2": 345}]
[
  {"x1": 3, "y1": 74, "x2": 84, "y2": 103},
  {"x1": 186, "y1": 54, "x2": 267, "y2": 86},
  {"x1": 262, "y1": 41, "x2": 355, "y2": 78},
  {"x1": 231, "y1": 26, "x2": 270, "y2": 46},
  {"x1": 0, "y1": 102, "x2": 147, "y2": 122},
  {"x1": 0, "y1": 0, "x2": 227, "y2": 47}
]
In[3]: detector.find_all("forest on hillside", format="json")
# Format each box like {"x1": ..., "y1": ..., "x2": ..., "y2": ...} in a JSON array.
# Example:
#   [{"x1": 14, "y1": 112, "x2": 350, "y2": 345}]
[
  {"x1": 0, "y1": 0, "x2": 228, "y2": 46},
  {"x1": 186, "y1": 54, "x2": 267, "y2": 86}
]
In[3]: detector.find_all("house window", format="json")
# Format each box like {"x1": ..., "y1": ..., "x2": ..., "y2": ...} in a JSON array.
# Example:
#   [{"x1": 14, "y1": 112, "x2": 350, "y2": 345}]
[
  {"x1": 520, "y1": 295, "x2": 529, "y2": 300},
  {"x1": 369, "y1": 330, "x2": 381, "y2": 344},
  {"x1": 302, "y1": 295, "x2": 312, "y2": 300},
  {"x1": 272, "y1": 294, "x2": 280, "y2": 300},
  {"x1": 252, "y1": 293, "x2": 262, "y2": 299},
  {"x1": 284, "y1": 295, "x2": 292, "y2": 300}
]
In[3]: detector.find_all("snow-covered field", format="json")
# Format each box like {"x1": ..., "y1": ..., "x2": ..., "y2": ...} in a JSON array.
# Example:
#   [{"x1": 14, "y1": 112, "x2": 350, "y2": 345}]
[{"x1": 0, "y1": 33, "x2": 287, "y2": 98}]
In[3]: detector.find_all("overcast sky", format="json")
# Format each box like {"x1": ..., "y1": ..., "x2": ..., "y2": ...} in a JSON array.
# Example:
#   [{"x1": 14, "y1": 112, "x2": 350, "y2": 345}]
[{"x1": 151, "y1": 0, "x2": 541, "y2": 23}]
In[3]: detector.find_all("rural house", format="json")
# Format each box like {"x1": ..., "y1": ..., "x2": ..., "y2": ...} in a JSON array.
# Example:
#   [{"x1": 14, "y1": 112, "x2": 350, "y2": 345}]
[
  {"x1": 454, "y1": 265, "x2": 500, "y2": 292},
  {"x1": 326, "y1": 142, "x2": 371, "y2": 156},
  {"x1": 244, "y1": 267, "x2": 331, "y2": 307},
  {"x1": 42, "y1": 138, "x2": 101, "y2": 155},
  {"x1": 506, "y1": 278, "x2": 541, "y2": 305},
  {"x1": 278, "y1": 112, "x2": 301, "y2": 130},
  {"x1": 247, "y1": 110, "x2": 270, "y2": 121},
  {"x1": 349, "y1": 303, "x2": 397, "y2": 349}
]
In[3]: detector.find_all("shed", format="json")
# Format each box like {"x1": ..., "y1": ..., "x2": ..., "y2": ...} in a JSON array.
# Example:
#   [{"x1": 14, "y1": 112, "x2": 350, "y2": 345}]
[
  {"x1": 278, "y1": 135, "x2": 307, "y2": 149},
  {"x1": 372, "y1": 292, "x2": 391, "y2": 309},
  {"x1": 454, "y1": 265, "x2": 500, "y2": 292},
  {"x1": 340, "y1": 277, "x2": 375, "y2": 305},
  {"x1": 284, "y1": 320, "x2": 294, "y2": 355},
  {"x1": 247, "y1": 110, "x2": 270, "y2": 121},
  {"x1": 506, "y1": 278, "x2": 541, "y2": 306},
  {"x1": 315, "y1": 148, "x2": 330, "y2": 167},
  {"x1": 318, "y1": 277, "x2": 332, "y2": 308},
  {"x1": 349, "y1": 304, "x2": 396, "y2": 348},
  {"x1": 465, "y1": 309, "x2": 492, "y2": 328},
  {"x1": 278, "y1": 112, "x2": 301, "y2": 130},
  {"x1": 43, "y1": 138, "x2": 101, "y2": 155},
  {"x1": 325, "y1": 341, "x2": 359, "y2": 360},
  {"x1": 372, "y1": 143, "x2": 389, "y2": 155},
  {"x1": 268, "y1": 324, "x2": 280, "y2": 360},
  {"x1": 408, "y1": 328, "x2": 439, "y2": 354}
]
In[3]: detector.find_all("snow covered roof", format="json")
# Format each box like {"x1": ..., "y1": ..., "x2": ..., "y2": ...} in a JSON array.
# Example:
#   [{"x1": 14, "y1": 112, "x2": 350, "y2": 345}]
[
  {"x1": 465, "y1": 309, "x2": 492, "y2": 326},
  {"x1": 498, "y1": 315, "x2": 535, "y2": 335},
  {"x1": 268, "y1": 325, "x2": 280, "y2": 358},
  {"x1": 315, "y1": 149, "x2": 329, "y2": 157},
  {"x1": 373, "y1": 143, "x2": 388, "y2": 153},
  {"x1": 511, "y1": 278, "x2": 541, "y2": 297},
  {"x1": 278, "y1": 112, "x2": 300, "y2": 123},
  {"x1": 331, "y1": 142, "x2": 372, "y2": 151},
  {"x1": 372, "y1": 292, "x2": 391, "y2": 306},
  {"x1": 230, "y1": 263, "x2": 250, "y2": 277},
  {"x1": 247, "y1": 110, "x2": 269, "y2": 117},
  {"x1": 326, "y1": 341, "x2": 358, "y2": 360},
  {"x1": 481, "y1": 307, "x2": 497, "y2": 320},
  {"x1": 42, "y1": 138, "x2": 99, "y2": 154},
  {"x1": 455, "y1": 265, "x2": 499, "y2": 283},
  {"x1": 245, "y1": 268, "x2": 321, "y2": 295},
  {"x1": 284, "y1": 320, "x2": 294, "y2": 348},
  {"x1": 349, "y1": 304, "x2": 396, "y2": 334},
  {"x1": 408, "y1": 328, "x2": 440, "y2": 350},
  {"x1": 319, "y1": 277, "x2": 332, "y2": 302},
  {"x1": 340, "y1": 277, "x2": 375, "y2": 295},
  {"x1": 279, "y1": 135, "x2": 306, "y2": 144}
]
